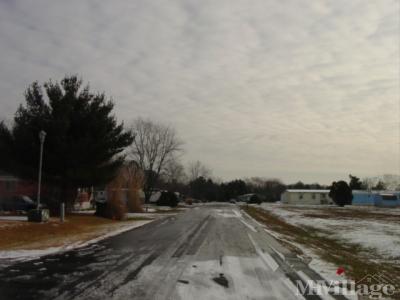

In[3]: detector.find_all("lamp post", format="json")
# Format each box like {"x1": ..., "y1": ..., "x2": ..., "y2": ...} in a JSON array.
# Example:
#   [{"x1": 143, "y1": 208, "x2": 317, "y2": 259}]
[{"x1": 37, "y1": 130, "x2": 46, "y2": 210}]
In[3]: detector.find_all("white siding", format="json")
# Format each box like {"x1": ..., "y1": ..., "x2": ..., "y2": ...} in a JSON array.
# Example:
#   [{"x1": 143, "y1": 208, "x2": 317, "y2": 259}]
[{"x1": 281, "y1": 190, "x2": 333, "y2": 205}]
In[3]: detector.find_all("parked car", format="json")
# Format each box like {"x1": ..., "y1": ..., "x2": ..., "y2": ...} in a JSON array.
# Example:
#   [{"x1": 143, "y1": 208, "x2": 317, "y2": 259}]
[{"x1": 0, "y1": 195, "x2": 37, "y2": 212}]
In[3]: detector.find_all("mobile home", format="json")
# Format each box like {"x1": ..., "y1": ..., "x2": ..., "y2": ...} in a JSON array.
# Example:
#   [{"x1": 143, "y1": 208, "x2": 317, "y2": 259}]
[
  {"x1": 281, "y1": 189, "x2": 334, "y2": 205},
  {"x1": 352, "y1": 190, "x2": 400, "y2": 207}
]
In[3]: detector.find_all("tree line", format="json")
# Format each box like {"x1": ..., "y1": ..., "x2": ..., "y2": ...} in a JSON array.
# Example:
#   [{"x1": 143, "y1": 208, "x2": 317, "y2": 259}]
[{"x1": 0, "y1": 75, "x2": 398, "y2": 210}]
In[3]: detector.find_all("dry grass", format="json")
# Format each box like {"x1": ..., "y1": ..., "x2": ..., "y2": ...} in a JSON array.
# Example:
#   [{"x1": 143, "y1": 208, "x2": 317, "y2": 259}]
[
  {"x1": 242, "y1": 206, "x2": 400, "y2": 298},
  {"x1": 0, "y1": 214, "x2": 146, "y2": 251},
  {"x1": 284, "y1": 206, "x2": 400, "y2": 223}
]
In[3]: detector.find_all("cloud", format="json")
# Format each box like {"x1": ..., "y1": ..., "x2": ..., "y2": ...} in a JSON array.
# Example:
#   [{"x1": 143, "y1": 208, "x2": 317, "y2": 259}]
[{"x1": 0, "y1": 0, "x2": 398, "y2": 184}]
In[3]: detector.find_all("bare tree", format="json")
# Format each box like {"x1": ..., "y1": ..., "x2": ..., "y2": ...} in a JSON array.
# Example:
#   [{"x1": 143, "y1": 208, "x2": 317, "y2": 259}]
[
  {"x1": 187, "y1": 160, "x2": 211, "y2": 182},
  {"x1": 362, "y1": 174, "x2": 400, "y2": 191},
  {"x1": 163, "y1": 157, "x2": 186, "y2": 184},
  {"x1": 129, "y1": 118, "x2": 183, "y2": 202}
]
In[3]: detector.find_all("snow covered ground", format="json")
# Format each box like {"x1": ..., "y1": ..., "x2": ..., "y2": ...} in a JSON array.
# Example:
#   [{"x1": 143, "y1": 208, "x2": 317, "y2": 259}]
[
  {"x1": 259, "y1": 203, "x2": 400, "y2": 260},
  {"x1": 0, "y1": 216, "x2": 27, "y2": 221}
]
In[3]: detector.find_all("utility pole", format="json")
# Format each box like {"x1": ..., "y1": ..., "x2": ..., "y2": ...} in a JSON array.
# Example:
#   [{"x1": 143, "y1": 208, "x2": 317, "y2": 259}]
[{"x1": 37, "y1": 130, "x2": 46, "y2": 210}]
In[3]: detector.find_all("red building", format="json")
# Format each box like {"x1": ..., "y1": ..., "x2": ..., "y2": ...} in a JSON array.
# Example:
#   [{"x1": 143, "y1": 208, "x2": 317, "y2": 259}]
[{"x1": 0, "y1": 171, "x2": 38, "y2": 200}]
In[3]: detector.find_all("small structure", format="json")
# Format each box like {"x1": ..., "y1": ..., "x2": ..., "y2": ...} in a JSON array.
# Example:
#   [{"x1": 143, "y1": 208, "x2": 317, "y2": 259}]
[
  {"x1": 73, "y1": 189, "x2": 93, "y2": 210},
  {"x1": 352, "y1": 190, "x2": 400, "y2": 207},
  {"x1": 281, "y1": 189, "x2": 334, "y2": 205},
  {"x1": 149, "y1": 190, "x2": 180, "y2": 205},
  {"x1": 149, "y1": 190, "x2": 163, "y2": 204},
  {"x1": 94, "y1": 188, "x2": 145, "y2": 205},
  {"x1": 237, "y1": 193, "x2": 262, "y2": 203}
]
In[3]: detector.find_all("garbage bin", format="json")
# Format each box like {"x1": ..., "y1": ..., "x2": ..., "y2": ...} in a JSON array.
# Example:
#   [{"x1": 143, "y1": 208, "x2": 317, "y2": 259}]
[{"x1": 28, "y1": 209, "x2": 50, "y2": 222}]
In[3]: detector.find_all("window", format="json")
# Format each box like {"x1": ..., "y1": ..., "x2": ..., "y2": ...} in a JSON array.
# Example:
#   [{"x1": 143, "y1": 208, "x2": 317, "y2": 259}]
[
  {"x1": 381, "y1": 194, "x2": 397, "y2": 201},
  {"x1": 312, "y1": 194, "x2": 316, "y2": 199},
  {"x1": 299, "y1": 194, "x2": 303, "y2": 199}
]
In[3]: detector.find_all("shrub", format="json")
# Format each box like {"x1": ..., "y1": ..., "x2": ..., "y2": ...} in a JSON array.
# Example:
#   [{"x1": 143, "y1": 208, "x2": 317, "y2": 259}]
[
  {"x1": 248, "y1": 194, "x2": 262, "y2": 204},
  {"x1": 96, "y1": 173, "x2": 127, "y2": 220},
  {"x1": 127, "y1": 189, "x2": 143, "y2": 213},
  {"x1": 329, "y1": 181, "x2": 353, "y2": 207},
  {"x1": 157, "y1": 191, "x2": 178, "y2": 207},
  {"x1": 107, "y1": 189, "x2": 127, "y2": 220}
]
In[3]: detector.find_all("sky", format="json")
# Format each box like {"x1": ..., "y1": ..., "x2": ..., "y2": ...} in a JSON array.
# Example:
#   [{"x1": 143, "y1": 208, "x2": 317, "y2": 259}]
[{"x1": 0, "y1": 0, "x2": 399, "y2": 184}]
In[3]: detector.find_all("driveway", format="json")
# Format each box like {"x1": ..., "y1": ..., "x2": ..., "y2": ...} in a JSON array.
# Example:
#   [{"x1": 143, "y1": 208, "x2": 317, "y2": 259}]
[{"x1": 0, "y1": 204, "x2": 335, "y2": 300}]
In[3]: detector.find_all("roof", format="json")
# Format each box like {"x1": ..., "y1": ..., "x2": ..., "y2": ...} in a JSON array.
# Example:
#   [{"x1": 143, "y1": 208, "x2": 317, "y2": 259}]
[
  {"x1": 286, "y1": 189, "x2": 330, "y2": 193},
  {"x1": 0, "y1": 170, "x2": 19, "y2": 182},
  {"x1": 353, "y1": 190, "x2": 400, "y2": 195},
  {"x1": 286, "y1": 189, "x2": 400, "y2": 195}
]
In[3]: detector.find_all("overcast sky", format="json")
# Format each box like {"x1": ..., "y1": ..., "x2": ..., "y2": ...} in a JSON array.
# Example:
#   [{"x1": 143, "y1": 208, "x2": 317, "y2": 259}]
[{"x1": 0, "y1": 0, "x2": 398, "y2": 184}]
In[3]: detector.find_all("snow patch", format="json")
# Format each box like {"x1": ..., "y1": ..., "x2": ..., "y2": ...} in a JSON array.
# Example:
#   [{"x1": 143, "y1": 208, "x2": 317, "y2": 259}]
[
  {"x1": 259, "y1": 203, "x2": 400, "y2": 260},
  {"x1": 0, "y1": 216, "x2": 27, "y2": 221},
  {"x1": 176, "y1": 256, "x2": 302, "y2": 299}
]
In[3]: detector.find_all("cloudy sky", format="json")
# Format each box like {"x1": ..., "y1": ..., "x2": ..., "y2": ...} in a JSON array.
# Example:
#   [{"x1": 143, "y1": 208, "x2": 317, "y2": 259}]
[{"x1": 0, "y1": 0, "x2": 398, "y2": 184}]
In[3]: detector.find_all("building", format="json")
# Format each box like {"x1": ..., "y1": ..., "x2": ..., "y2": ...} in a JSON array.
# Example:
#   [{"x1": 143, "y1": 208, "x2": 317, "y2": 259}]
[
  {"x1": 94, "y1": 188, "x2": 145, "y2": 204},
  {"x1": 280, "y1": 189, "x2": 334, "y2": 205},
  {"x1": 0, "y1": 170, "x2": 37, "y2": 200},
  {"x1": 149, "y1": 190, "x2": 163, "y2": 203},
  {"x1": 352, "y1": 190, "x2": 400, "y2": 207},
  {"x1": 281, "y1": 189, "x2": 400, "y2": 207}
]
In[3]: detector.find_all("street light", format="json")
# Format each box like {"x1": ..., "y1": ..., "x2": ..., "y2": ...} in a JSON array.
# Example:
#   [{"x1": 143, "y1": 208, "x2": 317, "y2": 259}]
[{"x1": 37, "y1": 130, "x2": 46, "y2": 210}]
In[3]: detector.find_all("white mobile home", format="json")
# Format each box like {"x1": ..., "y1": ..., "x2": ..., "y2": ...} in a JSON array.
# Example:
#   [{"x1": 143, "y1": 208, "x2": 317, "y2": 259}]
[{"x1": 281, "y1": 189, "x2": 334, "y2": 205}]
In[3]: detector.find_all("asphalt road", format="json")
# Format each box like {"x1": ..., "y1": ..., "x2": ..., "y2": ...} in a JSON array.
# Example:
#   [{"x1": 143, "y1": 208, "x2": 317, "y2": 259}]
[{"x1": 0, "y1": 204, "x2": 336, "y2": 300}]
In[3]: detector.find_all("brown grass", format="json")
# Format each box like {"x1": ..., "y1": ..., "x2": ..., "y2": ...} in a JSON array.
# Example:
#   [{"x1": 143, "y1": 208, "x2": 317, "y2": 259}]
[
  {"x1": 0, "y1": 215, "x2": 145, "y2": 251},
  {"x1": 283, "y1": 206, "x2": 400, "y2": 223},
  {"x1": 242, "y1": 205, "x2": 400, "y2": 297}
]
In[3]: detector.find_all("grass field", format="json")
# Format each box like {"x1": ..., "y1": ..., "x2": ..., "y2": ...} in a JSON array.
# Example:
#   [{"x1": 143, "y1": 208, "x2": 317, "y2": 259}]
[
  {"x1": 0, "y1": 214, "x2": 150, "y2": 251},
  {"x1": 242, "y1": 204, "x2": 400, "y2": 298}
]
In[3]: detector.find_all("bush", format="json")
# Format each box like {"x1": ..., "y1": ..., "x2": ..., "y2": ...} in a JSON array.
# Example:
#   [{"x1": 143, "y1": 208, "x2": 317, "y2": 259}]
[
  {"x1": 156, "y1": 191, "x2": 178, "y2": 207},
  {"x1": 127, "y1": 189, "x2": 143, "y2": 213},
  {"x1": 95, "y1": 174, "x2": 128, "y2": 220},
  {"x1": 107, "y1": 190, "x2": 127, "y2": 220},
  {"x1": 329, "y1": 181, "x2": 353, "y2": 207},
  {"x1": 248, "y1": 194, "x2": 262, "y2": 204}
]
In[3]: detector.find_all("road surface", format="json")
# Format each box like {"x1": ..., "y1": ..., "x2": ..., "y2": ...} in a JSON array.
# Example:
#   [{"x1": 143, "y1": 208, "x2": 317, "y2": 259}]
[{"x1": 0, "y1": 204, "x2": 334, "y2": 300}]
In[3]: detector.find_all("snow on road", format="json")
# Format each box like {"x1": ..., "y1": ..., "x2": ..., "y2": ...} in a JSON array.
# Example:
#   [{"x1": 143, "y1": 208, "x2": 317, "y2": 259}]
[{"x1": 176, "y1": 256, "x2": 302, "y2": 300}]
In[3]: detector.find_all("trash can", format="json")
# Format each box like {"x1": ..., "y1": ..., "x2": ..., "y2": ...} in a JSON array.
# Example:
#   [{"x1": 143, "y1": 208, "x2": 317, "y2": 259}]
[{"x1": 28, "y1": 209, "x2": 50, "y2": 222}]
